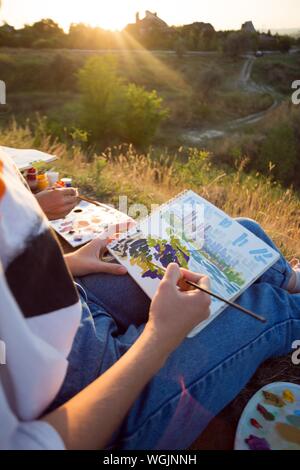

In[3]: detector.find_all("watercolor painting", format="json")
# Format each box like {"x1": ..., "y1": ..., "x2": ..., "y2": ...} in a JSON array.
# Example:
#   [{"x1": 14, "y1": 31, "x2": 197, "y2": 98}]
[
  {"x1": 111, "y1": 231, "x2": 190, "y2": 281},
  {"x1": 50, "y1": 201, "x2": 132, "y2": 247},
  {"x1": 108, "y1": 190, "x2": 280, "y2": 336}
]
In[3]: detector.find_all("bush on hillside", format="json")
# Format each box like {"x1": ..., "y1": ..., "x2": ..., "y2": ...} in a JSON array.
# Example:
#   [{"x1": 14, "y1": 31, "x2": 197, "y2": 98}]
[
  {"x1": 197, "y1": 67, "x2": 223, "y2": 97},
  {"x1": 222, "y1": 32, "x2": 254, "y2": 58},
  {"x1": 260, "y1": 121, "x2": 298, "y2": 184},
  {"x1": 78, "y1": 55, "x2": 168, "y2": 146}
]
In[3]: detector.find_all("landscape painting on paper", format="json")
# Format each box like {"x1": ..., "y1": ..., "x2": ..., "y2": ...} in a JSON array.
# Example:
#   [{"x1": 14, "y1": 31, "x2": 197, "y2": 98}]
[{"x1": 109, "y1": 190, "x2": 280, "y2": 331}]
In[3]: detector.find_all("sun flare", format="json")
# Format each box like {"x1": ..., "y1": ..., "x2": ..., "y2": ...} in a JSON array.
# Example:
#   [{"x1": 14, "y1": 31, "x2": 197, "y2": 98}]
[
  {"x1": 42, "y1": 1, "x2": 133, "y2": 31},
  {"x1": 1, "y1": 0, "x2": 299, "y2": 33}
]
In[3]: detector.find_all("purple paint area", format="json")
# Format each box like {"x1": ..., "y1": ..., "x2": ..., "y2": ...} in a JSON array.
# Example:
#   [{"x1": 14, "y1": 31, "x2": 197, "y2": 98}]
[
  {"x1": 152, "y1": 243, "x2": 190, "y2": 269},
  {"x1": 142, "y1": 270, "x2": 164, "y2": 280},
  {"x1": 245, "y1": 435, "x2": 271, "y2": 451}
]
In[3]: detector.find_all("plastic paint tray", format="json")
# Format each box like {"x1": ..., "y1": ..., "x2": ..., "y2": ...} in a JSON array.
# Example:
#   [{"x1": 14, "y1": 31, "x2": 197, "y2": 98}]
[{"x1": 235, "y1": 382, "x2": 300, "y2": 450}]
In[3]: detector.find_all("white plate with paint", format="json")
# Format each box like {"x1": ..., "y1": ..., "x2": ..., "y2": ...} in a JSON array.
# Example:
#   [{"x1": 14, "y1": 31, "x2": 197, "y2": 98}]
[
  {"x1": 50, "y1": 200, "x2": 134, "y2": 248},
  {"x1": 235, "y1": 382, "x2": 300, "y2": 450}
]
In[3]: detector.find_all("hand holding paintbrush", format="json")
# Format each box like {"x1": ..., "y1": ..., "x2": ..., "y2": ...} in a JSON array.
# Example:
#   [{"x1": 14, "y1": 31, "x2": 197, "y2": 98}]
[{"x1": 150, "y1": 261, "x2": 266, "y2": 324}]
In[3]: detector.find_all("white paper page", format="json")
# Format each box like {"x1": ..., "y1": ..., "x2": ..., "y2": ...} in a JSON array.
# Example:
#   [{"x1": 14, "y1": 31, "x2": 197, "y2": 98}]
[
  {"x1": 109, "y1": 190, "x2": 280, "y2": 336},
  {"x1": 1, "y1": 146, "x2": 57, "y2": 171}
]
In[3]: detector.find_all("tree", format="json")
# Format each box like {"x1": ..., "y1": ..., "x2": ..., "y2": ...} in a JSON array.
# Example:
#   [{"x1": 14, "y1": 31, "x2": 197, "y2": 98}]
[
  {"x1": 123, "y1": 84, "x2": 168, "y2": 145},
  {"x1": 78, "y1": 55, "x2": 126, "y2": 140},
  {"x1": 277, "y1": 35, "x2": 292, "y2": 53},
  {"x1": 201, "y1": 28, "x2": 217, "y2": 51},
  {"x1": 174, "y1": 37, "x2": 187, "y2": 58},
  {"x1": 0, "y1": 23, "x2": 17, "y2": 47},
  {"x1": 78, "y1": 56, "x2": 168, "y2": 145},
  {"x1": 19, "y1": 19, "x2": 65, "y2": 48},
  {"x1": 67, "y1": 23, "x2": 111, "y2": 49},
  {"x1": 223, "y1": 32, "x2": 253, "y2": 58}
]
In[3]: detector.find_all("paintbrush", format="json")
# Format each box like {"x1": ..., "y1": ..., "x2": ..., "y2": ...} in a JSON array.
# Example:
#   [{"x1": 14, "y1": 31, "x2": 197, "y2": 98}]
[
  {"x1": 149, "y1": 261, "x2": 266, "y2": 324},
  {"x1": 78, "y1": 194, "x2": 106, "y2": 208}
]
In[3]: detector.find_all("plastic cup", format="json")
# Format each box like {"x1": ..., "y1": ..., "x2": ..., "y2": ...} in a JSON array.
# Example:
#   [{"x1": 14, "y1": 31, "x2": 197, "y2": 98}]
[{"x1": 46, "y1": 171, "x2": 59, "y2": 186}]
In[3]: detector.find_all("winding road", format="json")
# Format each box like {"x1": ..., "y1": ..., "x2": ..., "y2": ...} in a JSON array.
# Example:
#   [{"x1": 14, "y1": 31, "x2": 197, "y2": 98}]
[{"x1": 183, "y1": 56, "x2": 279, "y2": 145}]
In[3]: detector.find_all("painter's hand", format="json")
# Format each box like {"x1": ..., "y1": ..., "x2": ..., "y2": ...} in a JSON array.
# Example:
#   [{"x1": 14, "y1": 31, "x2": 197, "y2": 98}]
[
  {"x1": 147, "y1": 263, "x2": 211, "y2": 352},
  {"x1": 64, "y1": 237, "x2": 127, "y2": 277},
  {"x1": 36, "y1": 187, "x2": 78, "y2": 220}
]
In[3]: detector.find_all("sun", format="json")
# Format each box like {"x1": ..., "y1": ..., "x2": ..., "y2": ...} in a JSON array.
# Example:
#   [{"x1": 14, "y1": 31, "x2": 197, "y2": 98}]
[
  {"x1": 2, "y1": 0, "x2": 133, "y2": 31},
  {"x1": 82, "y1": 9, "x2": 129, "y2": 31},
  {"x1": 54, "y1": 1, "x2": 133, "y2": 31}
]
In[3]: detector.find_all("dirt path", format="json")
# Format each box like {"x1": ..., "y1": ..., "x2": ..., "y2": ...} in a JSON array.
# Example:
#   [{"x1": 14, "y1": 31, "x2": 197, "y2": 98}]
[
  {"x1": 239, "y1": 56, "x2": 256, "y2": 85},
  {"x1": 182, "y1": 56, "x2": 279, "y2": 145}
]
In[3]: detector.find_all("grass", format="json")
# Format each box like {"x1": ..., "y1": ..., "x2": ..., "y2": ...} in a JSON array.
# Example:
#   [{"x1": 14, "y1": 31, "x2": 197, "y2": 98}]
[
  {"x1": 1, "y1": 120, "x2": 299, "y2": 260},
  {"x1": 252, "y1": 53, "x2": 300, "y2": 94}
]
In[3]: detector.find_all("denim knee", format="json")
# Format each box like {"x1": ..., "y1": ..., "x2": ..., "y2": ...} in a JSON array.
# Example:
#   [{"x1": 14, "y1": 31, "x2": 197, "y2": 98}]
[{"x1": 236, "y1": 217, "x2": 262, "y2": 236}]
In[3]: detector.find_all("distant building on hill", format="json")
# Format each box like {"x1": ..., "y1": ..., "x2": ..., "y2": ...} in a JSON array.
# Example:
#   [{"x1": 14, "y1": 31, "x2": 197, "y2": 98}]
[
  {"x1": 126, "y1": 13, "x2": 215, "y2": 39},
  {"x1": 241, "y1": 21, "x2": 256, "y2": 34},
  {"x1": 133, "y1": 11, "x2": 169, "y2": 34},
  {"x1": 183, "y1": 22, "x2": 215, "y2": 35}
]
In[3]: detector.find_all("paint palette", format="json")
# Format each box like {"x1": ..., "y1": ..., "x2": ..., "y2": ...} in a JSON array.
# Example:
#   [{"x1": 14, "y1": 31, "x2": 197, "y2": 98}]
[
  {"x1": 235, "y1": 382, "x2": 300, "y2": 450},
  {"x1": 50, "y1": 201, "x2": 134, "y2": 248}
]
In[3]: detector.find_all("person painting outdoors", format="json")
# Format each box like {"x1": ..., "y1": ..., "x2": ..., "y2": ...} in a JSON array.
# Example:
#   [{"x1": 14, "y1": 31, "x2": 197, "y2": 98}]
[{"x1": 0, "y1": 150, "x2": 300, "y2": 450}]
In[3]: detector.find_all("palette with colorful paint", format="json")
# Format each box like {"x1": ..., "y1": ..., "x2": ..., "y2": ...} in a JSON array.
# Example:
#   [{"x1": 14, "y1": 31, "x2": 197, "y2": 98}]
[
  {"x1": 235, "y1": 382, "x2": 300, "y2": 450},
  {"x1": 50, "y1": 201, "x2": 133, "y2": 248}
]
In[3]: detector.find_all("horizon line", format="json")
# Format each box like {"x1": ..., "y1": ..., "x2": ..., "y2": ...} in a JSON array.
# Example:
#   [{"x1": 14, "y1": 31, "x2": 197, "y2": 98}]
[{"x1": 1, "y1": 18, "x2": 300, "y2": 34}]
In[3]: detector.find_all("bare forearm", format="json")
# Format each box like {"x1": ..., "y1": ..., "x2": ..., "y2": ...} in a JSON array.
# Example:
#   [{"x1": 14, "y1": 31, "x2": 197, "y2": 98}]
[
  {"x1": 43, "y1": 325, "x2": 171, "y2": 450},
  {"x1": 42, "y1": 264, "x2": 211, "y2": 449},
  {"x1": 64, "y1": 253, "x2": 78, "y2": 276}
]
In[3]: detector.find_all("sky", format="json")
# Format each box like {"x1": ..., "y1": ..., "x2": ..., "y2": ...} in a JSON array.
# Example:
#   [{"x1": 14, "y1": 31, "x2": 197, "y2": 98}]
[{"x1": 1, "y1": 0, "x2": 299, "y2": 32}]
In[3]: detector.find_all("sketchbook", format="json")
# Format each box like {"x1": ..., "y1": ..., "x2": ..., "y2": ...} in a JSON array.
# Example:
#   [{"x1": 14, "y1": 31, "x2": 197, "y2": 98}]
[
  {"x1": 0, "y1": 146, "x2": 57, "y2": 171},
  {"x1": 50, "y1": 200, "x2": 133, "y2": 248},
  {"x1": 108, "y1": 190, "x2": 280, "y2": 337}
]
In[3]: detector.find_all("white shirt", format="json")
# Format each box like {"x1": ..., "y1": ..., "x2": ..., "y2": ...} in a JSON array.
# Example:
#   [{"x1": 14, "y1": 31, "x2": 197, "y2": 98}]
[{"x1": 0, "y1": 151, "x2": 81, "y2": 449}]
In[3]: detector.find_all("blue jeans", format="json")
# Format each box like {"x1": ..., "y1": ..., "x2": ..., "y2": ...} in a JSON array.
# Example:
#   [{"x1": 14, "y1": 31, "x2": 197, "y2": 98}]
[{"x1": 51, "y1": 219, "x2": 300, "y2": 450}]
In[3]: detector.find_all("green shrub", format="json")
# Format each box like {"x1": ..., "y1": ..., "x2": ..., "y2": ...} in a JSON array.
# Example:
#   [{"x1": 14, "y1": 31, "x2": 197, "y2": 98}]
[
  {"x1": 78, "y1": 55, "x2": 125, "y2": 140},
  {"x1": 78, "y1": 55, "x2": 168, "y2": 146},
  {"x1": 260, "y1": 122, "x2": 298, "y2": 184},
  {"x1": 122, "y1": 84, "x2": 168, "y2": 145},
  {"x1": 197, "y1": 67, "x2": 223, "y2": 97}
]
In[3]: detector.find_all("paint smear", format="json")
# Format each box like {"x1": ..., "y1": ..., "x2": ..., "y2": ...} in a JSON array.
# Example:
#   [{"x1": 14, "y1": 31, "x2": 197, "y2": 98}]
[
  {"x1": 283, "y1": 389, "x2": 295, "y2": 404},
  {"x1": 77, "y1": 220, "x2": 90, "y2": 228},
  {"x1": 245, "y1": 435, "x2": 271, "y2": 450},
  {"x1": 276, "y1": 423, "x2": 300, "y2": 446},
  {"x1": 91, "y1": 217, "x2": 102, "y2": 224},
  {"x1": 257, "y1": 403, "x2": 275, "y2": 421},
  {"x1": 263, "y1": 391, "x2": 285, "y2": 408},
  {"x1": 286, "y1": 415, "x2": 300, "y2": 428},
  {"x1": 250, "y1": 418, "x2": 263, "y2": 430}
]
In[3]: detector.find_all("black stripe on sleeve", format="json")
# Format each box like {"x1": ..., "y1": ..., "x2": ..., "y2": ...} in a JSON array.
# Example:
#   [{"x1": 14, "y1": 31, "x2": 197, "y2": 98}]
[{"x1": 5, "y1": 227, "x2": 79, "y2": 318}]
